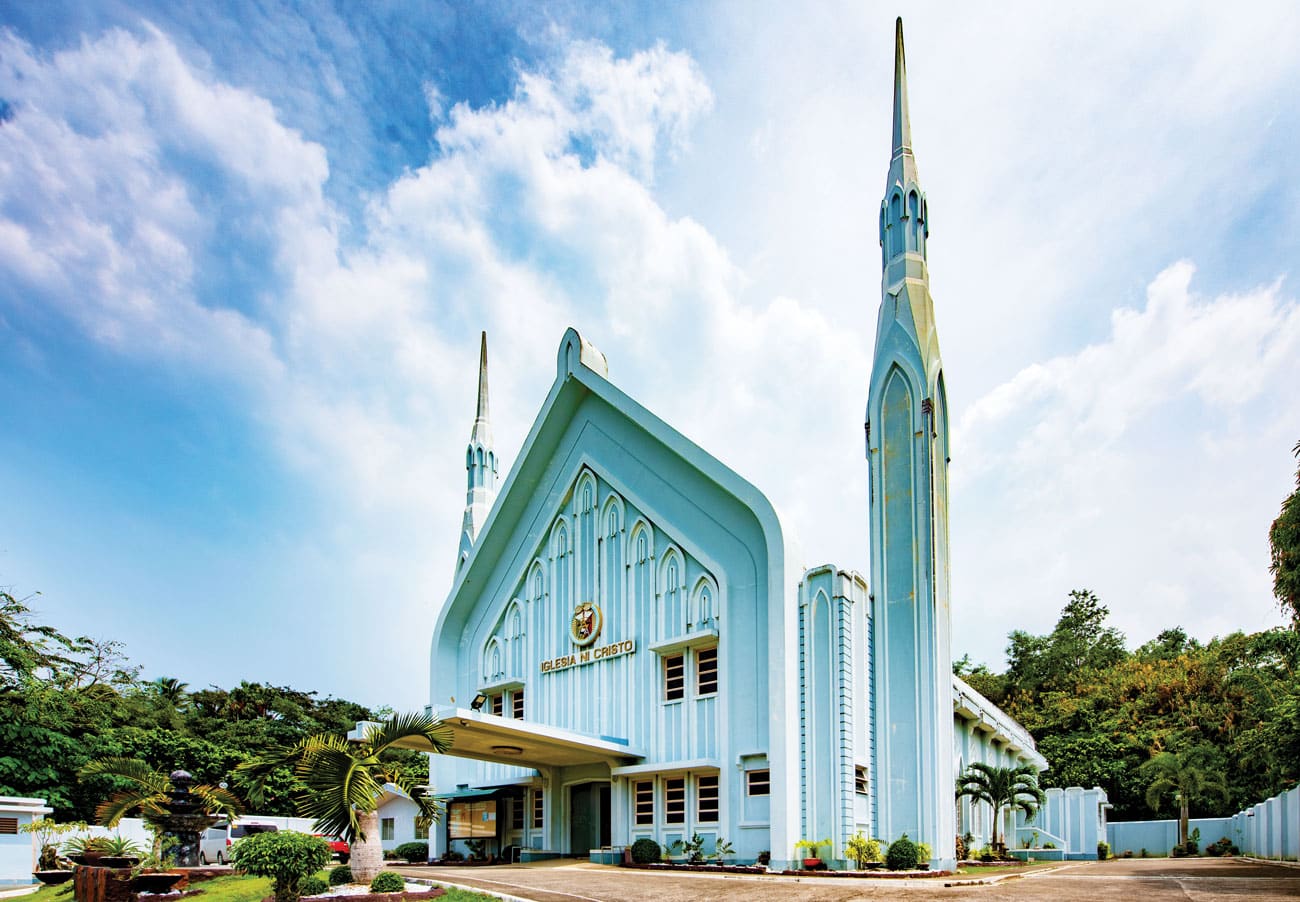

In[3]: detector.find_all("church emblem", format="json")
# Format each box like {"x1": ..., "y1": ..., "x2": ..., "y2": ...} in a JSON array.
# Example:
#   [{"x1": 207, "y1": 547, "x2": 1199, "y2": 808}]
[{"x1": 570, "y1": 602, "x2": 603, "y2": 646}]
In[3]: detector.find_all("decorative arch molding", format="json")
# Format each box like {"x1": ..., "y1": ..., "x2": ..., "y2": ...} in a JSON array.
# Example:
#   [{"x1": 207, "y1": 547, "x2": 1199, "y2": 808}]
[{"x1": 474, "y1": 465, "x2": 720, "y2": 703}]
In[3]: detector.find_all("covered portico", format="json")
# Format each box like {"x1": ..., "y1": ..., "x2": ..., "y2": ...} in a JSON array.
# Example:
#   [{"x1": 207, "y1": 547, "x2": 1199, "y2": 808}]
[{"x1": 357, "y1": 712, "x2": 643, "y2": 859}]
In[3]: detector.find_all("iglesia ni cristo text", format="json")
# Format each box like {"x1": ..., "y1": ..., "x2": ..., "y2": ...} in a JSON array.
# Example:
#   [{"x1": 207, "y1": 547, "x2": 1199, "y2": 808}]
[{"x1": 408, "y1": 20, "x2": 1075, "y2": 871}]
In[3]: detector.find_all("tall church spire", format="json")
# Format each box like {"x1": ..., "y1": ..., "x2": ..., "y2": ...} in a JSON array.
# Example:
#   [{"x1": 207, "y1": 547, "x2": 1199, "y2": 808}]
[
  {"x1": 888, "y1": 17, "x2": 918, "y2": 193},
  {"x1": 866, "y1": 18, "x2": 954, "y2": 869},
  {"x1": 459, "y1": 331, "x2": 497, "y2": 570}
]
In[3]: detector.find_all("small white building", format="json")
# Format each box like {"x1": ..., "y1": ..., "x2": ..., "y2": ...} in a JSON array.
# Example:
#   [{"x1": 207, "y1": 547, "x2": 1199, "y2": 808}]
[{"x1": 0, "y1": 796, "x2": 52, "y2": 885}]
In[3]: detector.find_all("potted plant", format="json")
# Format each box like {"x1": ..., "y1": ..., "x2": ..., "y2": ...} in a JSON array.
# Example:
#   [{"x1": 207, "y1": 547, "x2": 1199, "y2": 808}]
[
  {"x1": 915, "y1": 842, "x2": 932, "y2": 870},
  {"x1": 21, "y1": 817, "x2": 85, "y2": 880},
  {"x1": 710, "y1": 837, "x2": 735, "y2": 865},
  {"x1": 99, "y1": 834, "x2": 144, "y2": 868},
  {"x1": 794, "y1": 838, "x2": 830, "y2": 869},
  {"x1": 845, "y1": 831, "x2": 882, "y2": 870},
  {"x1": 62, "y1": 835, "x2": 112, "y2": 865}
]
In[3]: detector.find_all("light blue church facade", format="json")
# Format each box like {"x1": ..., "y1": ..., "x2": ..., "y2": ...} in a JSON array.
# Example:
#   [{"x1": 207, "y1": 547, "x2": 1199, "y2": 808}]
[{"x1": 422, "y1": 21, "x2": 1064, "y2": 871}]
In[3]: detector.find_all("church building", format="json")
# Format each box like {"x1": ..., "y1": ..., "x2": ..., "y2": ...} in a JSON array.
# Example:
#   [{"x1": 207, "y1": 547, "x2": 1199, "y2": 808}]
[{"x1": 419, "y1": 20, "x2": 1052, "y2": 870}]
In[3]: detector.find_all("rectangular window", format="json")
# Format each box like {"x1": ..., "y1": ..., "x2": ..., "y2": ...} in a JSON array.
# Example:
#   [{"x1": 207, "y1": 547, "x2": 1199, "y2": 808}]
[
  {"x1": 664, "y1": 654, "x2": 685, "y2": 701},
  {"x1": 532, "y1": 790, "x2": 544, "y2": 829},
  {"x1": 381, "y1": 817, "x2": 395, "y2": 841},
  {"x1": 746, "y1": 769, "x2": 770, "y2": 796},
  {"x1": 634, "y1": 780, "x2": 654, "y2": 826},
  {"x1": 0, "y1": 817, "x2": 16, "y2": 835},
  {"x1": 697, "y1": 774, "x2": 719, "y2": 822},
  {"x1": 696, "y1": 646, "x2": 718, "y2": 695},
  {"x1": 491, "y1": 693, "x2": 504, "y2": 716},
  {"x1": 414, "y1": 816, "x2": 430, "y2": 840},
  {"x1": 855, "y1": 765, "x2": 869, "y2": 795},
  {"x1": 512, "y1": 688, "x2": 525, "y2": 719},
  {"x1": 665, "y1": 777, "x2": 686, "y2": 824},
  {"x1": 511, "y1": 797, "x2": 524, "y2": 830}
]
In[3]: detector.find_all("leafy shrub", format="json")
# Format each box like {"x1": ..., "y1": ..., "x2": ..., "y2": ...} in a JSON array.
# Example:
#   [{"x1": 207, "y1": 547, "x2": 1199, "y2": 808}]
[
  {"x1": 1097, "y1": 841, "x2": 1110, "y2": 860},
  {"x1": 1183, "y1": 838, "x2": 1199, "y2": 856},
  {"x1": 298, "y1": 876, "x2": 328, "y2": 897},
  {"x1": 915, "y1": 842, "x2": 932, "y2": 865},
  {"x1": 846, "y1": 832, "x2": 882, "y2": 868},
  {"x1": 382, "y1": 850, "x2": 399, "y2": 860},
  {"x1": 756, "y1": 850, "x2": 770, "y2": 867},
  {"x1": 328, "y1": 865, "x2": 353, "y2": 886},
  {"x1": 630, "y1": 838, "x2": 661, "y2": 864},
  {"x1": 230, "y1": 831, "x2": 332, "y2": 902},
  {"x1": 954, "y1": 834, "x2": 968, "y2": 861},
  {"x1": 1043, "y1": 842, "x2": 1056, "y2": 850},
  {"x1": 1171, "y1": 844, "x2": 1186, "y2": 858},
  {"x1": 1121, "y1": 850, "x2": 1133, "y2": 859},
  {"x1": 394, "y1": 842, "x2": 428, "y2": 863},
  {"x1": 369, "y1": 871, "x2": 405, "y2": 893},
  {"x1": 683, "y1": 833, "x2": 706, "y2": 864},
  {"x1": 885, "y1": 834, "x2": 919, "y2": 870}
]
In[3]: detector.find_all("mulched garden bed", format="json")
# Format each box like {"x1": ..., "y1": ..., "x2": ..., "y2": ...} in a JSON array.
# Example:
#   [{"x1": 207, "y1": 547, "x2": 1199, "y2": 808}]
[
  {"x1": 620, "y1": 862, "x2": 952, "y2": 879},
  {"x1": 621, "y1": 862, "x2": 766, "y2": 875},
  {"x1": 291, "y1": 892, "x2": 444, "y2": 902}
]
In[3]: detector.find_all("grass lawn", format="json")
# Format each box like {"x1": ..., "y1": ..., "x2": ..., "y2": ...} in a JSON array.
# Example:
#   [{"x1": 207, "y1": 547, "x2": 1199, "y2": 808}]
[
  {"x1": 24, "y1": 873, "x2": 496, "y2": 902},
  {"x1": 955, "y1": 860, "x2": 1069, "y2": 876}
]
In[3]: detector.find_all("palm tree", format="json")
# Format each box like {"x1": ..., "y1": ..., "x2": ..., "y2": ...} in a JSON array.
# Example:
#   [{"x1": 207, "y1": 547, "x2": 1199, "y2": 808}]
[
  {"x1": 78, "y1": 758, "x2": 244, "y2": 865},
  {"x1": 150, "y1": 676, "x2": 190, "y2": 707},
  {"x1": 1141, "y1": 747, "x2": 1228, "y2": 848},
  {"x1": 955, "y1": 762, "x2": 1046, "y2": 852},
  {"x1": 237, "y1": 712, "x2": 452, "y2": 883}
]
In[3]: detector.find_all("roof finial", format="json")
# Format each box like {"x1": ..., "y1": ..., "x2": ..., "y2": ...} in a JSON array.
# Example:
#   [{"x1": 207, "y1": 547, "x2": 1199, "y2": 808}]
[{"x1": 891, "y1": 17, "x2": 912, "y2": 162}]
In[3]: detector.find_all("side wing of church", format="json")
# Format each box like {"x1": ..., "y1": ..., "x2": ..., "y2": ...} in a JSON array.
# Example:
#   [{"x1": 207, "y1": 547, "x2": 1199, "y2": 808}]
[{"x1": 411, "y1": 19, "x2": 1077, "y2": 872}]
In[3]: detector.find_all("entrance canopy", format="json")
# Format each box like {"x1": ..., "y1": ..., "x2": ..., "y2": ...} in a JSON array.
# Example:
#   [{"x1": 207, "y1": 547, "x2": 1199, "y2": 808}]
[{"x1": 364, "y1": 708, "x2": 644, "y2": 769}]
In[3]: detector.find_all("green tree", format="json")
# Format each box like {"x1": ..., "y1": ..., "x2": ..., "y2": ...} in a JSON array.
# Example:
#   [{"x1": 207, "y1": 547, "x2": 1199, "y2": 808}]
[
  {"x1": 237, "y1": 713, "x2": 452, "y2": 883},
  {"x1": 1006, "y1": 589, "x2": 1126, "y2": 694},
  {"x1": 955, "y1": 763, "x2": 1045, "y2": 851},
  {"x1": 77, "y1": 757, "x2": 243, "y2": 827},
  {"x1": 230, "y1": 830, "x2": 331, "y2": 902},
  {"x1": 1140, "y1": 746, "x2": 1229, "y2": 848},
  {"x1": 1270, "y1": 440, "x2": 1300, "y2": 626}
]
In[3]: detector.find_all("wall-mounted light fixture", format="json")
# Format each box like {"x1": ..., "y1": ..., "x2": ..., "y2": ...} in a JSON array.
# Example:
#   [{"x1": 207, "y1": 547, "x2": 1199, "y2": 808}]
[{"x1": 470, "y1": 693, "x2": 488, "y2": 711}]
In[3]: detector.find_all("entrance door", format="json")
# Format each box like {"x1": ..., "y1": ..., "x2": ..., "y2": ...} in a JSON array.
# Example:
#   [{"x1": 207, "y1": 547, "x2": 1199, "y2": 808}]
[{"x1": 568, "y1": 782, "x2": 611, "y2": 856}]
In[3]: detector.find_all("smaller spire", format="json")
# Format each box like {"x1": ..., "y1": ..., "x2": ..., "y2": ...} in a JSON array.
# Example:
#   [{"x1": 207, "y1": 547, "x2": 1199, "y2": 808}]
[{"x1": 470, "y1": 331, "x2": 492, "y2": 446}]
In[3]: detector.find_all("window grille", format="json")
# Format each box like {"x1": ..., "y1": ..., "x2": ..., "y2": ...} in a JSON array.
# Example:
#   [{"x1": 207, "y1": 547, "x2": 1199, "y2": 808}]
[
  {"x1": 746, "y1": 769, "x2": 770, "y2": 796},
  {"x1": 855, "y1": 765, "x2": 869, "y2": 795},
  {"x1": 512, "y1": 688, "x2": 525, "y2": 719},
  {"x1": 532, "y1": 790, "x2": 544, "y2": 829},
  {"x1": 696, "y1": 646, "x2": 718, "y2": 695},
  {"x1": 665, "y1": 777, "x2": 686, "y2": 824},
  {"x1": 664, "y1": 654, "x2": 685, "y2": 701},
  {"x1": 491, "y1": 693, "x2": 504, "y2": 716},
  {"x1": 634, "y1": 781, "x2": 654, "y2": 825},
  {"x1": 697, "y1": 774, "x2": 719, "y2": 822}
]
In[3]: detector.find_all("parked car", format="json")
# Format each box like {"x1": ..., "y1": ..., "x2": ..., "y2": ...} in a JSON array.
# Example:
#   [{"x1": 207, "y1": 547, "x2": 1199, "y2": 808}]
[
  {"x1": 314, "y1": 834, "x2": 350, "y2": 863},
  {"x1": 198, "y1": 821, "x2": 279, "y2": 865}
]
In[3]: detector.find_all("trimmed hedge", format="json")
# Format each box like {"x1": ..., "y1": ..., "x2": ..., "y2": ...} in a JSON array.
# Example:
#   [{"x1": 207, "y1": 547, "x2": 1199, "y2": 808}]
[
  {"x1": 885, "y1": 834, "x2": 919, "y2": 871},
  {"x1": 369, "y1": 872, "x2": 405, "y2": 893},
  {"x1": 393, "y1": 842, "x2": 428, "y2": 862},
  {"x1": 328, "y1": 865, "x2": 354, "y2": 886},
  {"x1": 630, "y1": 838, "x2": 661, "y2": 864},
  {"x1": 298, "y1": 876, "x2": 328, "y2": 897}
]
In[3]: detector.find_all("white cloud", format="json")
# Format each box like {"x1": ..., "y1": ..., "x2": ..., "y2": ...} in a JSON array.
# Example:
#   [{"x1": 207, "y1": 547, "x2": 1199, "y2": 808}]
[
  {"x1": 952, "y1": 262, "x2": 1300, "y2": 660},
  {"x1": 3, "y1": 8, "x2": 1298, "y2": 708}
]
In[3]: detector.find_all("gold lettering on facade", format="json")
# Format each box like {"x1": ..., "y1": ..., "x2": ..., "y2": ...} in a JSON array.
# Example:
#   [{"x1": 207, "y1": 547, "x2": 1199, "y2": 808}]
[{"x1": 539, "y1": 640, "x2": 635, "y2": 674}]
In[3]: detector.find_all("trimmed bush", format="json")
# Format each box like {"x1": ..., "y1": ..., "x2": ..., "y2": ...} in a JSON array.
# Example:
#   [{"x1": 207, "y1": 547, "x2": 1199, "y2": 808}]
[
  {"x1": 1097, "y1": 841, "x2": 1110, "y2": 860},
  {"x1": 230, "y1": 831, "x2": 332, "y2": 902},
  {"x1": 298, "y1": 876, "x2": 328, "y2": 897},
  {"x1": 328, "y1": 865, "x2": 353, "y2": 886},
  {"x1": 630, "y1": 837, "x2": 661, "y2": 864},
  {"x1": 383, "y1": 850, "x2": 399, "y2": 860},
  {"x1": 885, "y1": 834, "x2": 919, "y2": 871},
  {"x1": 369, "y1": 871, "x2": 405, "y2": 893},
  {"x1": 393, "y1": 842, "x2": 428, "y2": 863}
]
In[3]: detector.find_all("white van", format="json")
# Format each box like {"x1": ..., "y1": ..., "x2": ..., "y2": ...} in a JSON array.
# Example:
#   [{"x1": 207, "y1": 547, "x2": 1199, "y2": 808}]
[{"x1": 198, "y1": 821, "x2": 279, "y2": 865}]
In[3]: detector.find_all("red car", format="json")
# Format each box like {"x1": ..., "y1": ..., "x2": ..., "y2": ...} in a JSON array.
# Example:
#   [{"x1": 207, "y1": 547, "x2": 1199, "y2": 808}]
[{"x1": 314, "y1": 834, "x2": 350, "y2": 863}]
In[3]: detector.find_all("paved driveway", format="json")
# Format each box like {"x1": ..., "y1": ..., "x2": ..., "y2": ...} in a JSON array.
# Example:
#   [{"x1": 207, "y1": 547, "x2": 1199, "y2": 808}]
[{"x1": 396, "y1": 856, "x2": 1300, "y2": 901}]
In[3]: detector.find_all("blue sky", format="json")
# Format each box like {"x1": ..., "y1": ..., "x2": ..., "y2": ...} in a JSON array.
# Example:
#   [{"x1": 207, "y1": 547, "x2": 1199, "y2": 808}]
[{"x1": 2, "y1": 2, "x2": 1298, "y2": 712}]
